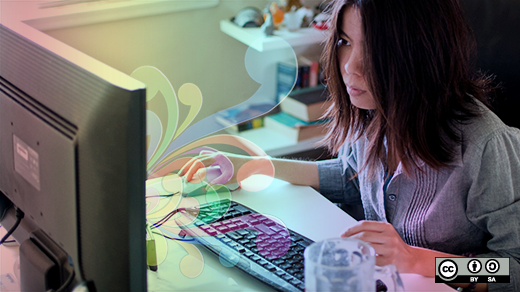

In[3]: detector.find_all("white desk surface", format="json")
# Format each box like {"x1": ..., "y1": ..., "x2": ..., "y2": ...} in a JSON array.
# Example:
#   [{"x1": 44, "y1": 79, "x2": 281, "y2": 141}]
[
  {"x1": 0, "y1": 233, "x2": 19, "y2": 291},
  {"x1": 148, "y1": 177, "x2": 453, "y2": 292},
  {"x1": 0, "y1": 178, "x2": 453, "y2": 291}
]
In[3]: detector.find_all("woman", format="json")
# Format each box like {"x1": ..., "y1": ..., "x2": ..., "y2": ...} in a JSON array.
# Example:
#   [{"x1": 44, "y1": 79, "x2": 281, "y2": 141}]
[{"x1": 180, "y1": 0, "x2": 520, "y2": 291}]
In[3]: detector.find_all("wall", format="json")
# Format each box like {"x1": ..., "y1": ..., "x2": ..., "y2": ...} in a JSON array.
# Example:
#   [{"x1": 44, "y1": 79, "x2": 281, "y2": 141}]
[{"x1": 44, "y1": 0, "x2": 324, "y2": 127}]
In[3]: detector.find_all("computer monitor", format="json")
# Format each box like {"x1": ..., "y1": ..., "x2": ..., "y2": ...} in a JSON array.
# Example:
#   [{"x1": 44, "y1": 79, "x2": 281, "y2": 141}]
[{"x1": 0, "y1": 19, "x2": 147, "y2": 291}]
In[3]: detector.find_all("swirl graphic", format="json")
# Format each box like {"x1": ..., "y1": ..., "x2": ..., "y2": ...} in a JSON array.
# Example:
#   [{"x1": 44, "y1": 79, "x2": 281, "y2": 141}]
[{"x1": 136, "y1": 36, "x2": 298, "y2": 278}]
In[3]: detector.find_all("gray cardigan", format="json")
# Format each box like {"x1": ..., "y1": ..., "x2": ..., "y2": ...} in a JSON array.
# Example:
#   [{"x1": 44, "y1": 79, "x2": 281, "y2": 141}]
[{"x1": 317, "y1": 105, "x2": 520, "y2": 291}]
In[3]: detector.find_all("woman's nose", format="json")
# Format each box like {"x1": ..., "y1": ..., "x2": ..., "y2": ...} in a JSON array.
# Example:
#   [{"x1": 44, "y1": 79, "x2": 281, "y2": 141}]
[{"x1": 344, "y1": 48, "x2": 363, "y2": 76}]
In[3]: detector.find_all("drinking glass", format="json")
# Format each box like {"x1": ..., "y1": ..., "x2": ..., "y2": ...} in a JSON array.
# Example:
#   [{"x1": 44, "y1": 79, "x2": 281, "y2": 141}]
[{"x1": 304, "y1": 238, "x2": 405, "y2": 292}]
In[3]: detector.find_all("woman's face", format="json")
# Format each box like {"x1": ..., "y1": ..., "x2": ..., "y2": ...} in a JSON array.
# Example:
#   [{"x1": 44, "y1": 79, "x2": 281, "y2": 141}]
[{"x1": 338, "y1": 7, "x2": 376, "y2": 110}]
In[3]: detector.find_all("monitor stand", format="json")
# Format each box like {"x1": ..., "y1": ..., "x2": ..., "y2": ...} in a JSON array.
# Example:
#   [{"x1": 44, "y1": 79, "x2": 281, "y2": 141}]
[{"x1": 19, "y1": 230, "x2": 74, "y2": 291}]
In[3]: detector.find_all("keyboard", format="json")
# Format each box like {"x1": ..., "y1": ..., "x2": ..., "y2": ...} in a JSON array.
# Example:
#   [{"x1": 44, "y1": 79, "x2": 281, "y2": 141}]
[
  {"x1": 172, "y1": 199, "x2": 388, "y2": 292},
  {"x1": 175, "y1": 199, "x2": 311, "y2": 292}
]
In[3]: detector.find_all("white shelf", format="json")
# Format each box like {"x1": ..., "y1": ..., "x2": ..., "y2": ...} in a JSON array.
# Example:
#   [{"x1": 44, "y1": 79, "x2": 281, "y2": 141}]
[
  {"x1": 5, "y1": 0, "x2": 220, "y2": 31},
  {"x1": 219, "y1": 18, "x2": 327, "y2": 157},
  {"x1": 219, "y1": 19, "x2": 326, "y2": 52},
  {"x1": 236, "y1": 127, "x2": 324, "y2": 157}
]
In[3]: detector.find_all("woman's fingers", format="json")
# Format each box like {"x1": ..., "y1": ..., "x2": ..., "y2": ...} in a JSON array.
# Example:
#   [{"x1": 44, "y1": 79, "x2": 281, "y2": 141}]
[
  {"x1": 340, "y1": 220, "x2": 411, "y2": 270},
  {"x1": 178, "y1": 156, "x2": 198, "y2": 176},
  {"x1": 185, "y1": 160, "x2": 207, "y2": 182},
  {"x1": 347, "y1": 230, "x2": 388, "y2": 245},
  {"x1": 179, "y1": 154, "x2": 215, "y2": 181},
  {"x1": 341, "y1": 220, "x2": 390, "y2": 237}
]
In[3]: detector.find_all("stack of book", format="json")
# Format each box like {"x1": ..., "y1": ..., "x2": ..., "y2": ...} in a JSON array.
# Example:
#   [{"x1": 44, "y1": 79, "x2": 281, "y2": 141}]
[
  {"x1": 216, "y1": 56, "x2": 330, "y2": 141},
  {"x1": 215, "y1": 102, "x2": 279, "y2": 134},
  {"x1": 265, "y1": 85, "x2": 331, "y2": 142}
]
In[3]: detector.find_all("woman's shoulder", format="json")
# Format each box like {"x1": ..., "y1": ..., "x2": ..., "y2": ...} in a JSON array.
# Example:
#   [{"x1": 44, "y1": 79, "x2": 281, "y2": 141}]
[
  {"x1": 460, "y1": 101, "x2": 520, "y2": 158},
  {"x1": 337, "y1": 134, "x2": 371, "y2": 172}
]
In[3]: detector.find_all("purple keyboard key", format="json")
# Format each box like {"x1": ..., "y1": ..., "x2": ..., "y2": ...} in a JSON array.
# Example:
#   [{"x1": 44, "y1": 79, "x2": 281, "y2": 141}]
[{"x1": 216, "y1": 226, "x2": 230, "y2": 233}]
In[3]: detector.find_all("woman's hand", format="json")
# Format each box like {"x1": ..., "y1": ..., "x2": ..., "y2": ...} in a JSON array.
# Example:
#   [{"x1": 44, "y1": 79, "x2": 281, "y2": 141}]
[
  {"x1": 179, "y1": 150, "x2": 277, "y2": 190},
  {"x1": 341, "y1": 220, "x2": 416, "y2": 273},
  {"x1": 179, "y1": 150, "x2": 241, "y2": 185}
]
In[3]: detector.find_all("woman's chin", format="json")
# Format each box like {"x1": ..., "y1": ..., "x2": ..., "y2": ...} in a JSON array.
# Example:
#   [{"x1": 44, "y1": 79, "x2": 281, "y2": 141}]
[{"x1": 350, "y1": 97, "x2": 376, "y2": 110}]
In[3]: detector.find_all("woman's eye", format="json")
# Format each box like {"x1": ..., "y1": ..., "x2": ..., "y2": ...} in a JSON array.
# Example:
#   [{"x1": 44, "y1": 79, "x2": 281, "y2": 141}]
[{"x1": 337, "y1": 38, "x2": 350, "y2": 47}]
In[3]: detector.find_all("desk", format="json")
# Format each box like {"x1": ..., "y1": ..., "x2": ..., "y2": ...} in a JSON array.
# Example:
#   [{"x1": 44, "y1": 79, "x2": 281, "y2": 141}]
[
  {"x1": 0, "y1": 228, "x2": 20, "y2": 291},
  {"x1": 148, "y1": 177, "x2": 454, "y2": 292},
  {"x1": 1, "y1": 178, "x2": 454, "y2": 291}
]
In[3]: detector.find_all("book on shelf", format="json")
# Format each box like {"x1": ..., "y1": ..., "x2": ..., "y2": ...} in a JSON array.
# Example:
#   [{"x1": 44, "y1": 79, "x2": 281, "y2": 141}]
[
  {"x1": 276, "y1": 56, "x2": 323, "y2": 103},
  {"x1": 264, "y1": 112, "x2": 328, "y2": 142},
  {"x1": 297, "y1": 56, "x2": 320, "y2": 88},
  {"x1": 215, "y1": 102, "x2": 278, "y2": 133},
  {"x1": 280, "y1": 85, "x2": 331, "y2": 122},
  {"x1": 276, "y1": 60, "x2": 297, "y2": 103}
]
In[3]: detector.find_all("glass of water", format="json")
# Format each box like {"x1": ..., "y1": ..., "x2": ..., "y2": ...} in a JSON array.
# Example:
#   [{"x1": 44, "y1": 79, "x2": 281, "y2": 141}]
[{"x1": 304, "y1": 238, "x2": 404, "y2": 292}]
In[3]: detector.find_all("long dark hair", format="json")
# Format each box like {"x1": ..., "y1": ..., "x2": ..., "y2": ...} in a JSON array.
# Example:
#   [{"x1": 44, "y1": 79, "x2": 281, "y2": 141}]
[{"x1": 321, "y1": 0, "x2": 494, "y2": 176}]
